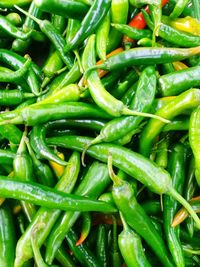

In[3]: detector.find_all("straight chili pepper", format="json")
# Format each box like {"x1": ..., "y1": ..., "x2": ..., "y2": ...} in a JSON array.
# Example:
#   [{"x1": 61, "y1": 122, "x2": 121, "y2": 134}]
[
  {"x1": 86, "y1": 46, "x2": 200, "y2": 72},
  {"x1": 0, "y1": 203, "x2": 16, "y2": 267},
  {"x1": 0, "y1": 178, "x2": 116, "y2": 213},
  {"x1": 65, "y1": 0, "x2": 111, "y2": 52},
  {"x1": 164, "y1": 143, "x2": 186, "y2": 267},
  {"x1": 47, "y1": 134, "x2": 200, "y2": 229},
  {"x1": 0, "y1": 0, "x2": 31, "y2": 8},
  {"x1": 189, "y1": 106, "x2": 200, "y2": 187},
  {"x1": 66, "y1": 228, "x2": 101, "y2": 267},
  {"x1": 96, "y1": 224, "x2": 108, "y2": 267},
  {"x1": 0, "y1": 90, "x2": 34, "y2": 106},
  {"x1": 106, "y1": 0, "x2": 129, "y2": 53}
]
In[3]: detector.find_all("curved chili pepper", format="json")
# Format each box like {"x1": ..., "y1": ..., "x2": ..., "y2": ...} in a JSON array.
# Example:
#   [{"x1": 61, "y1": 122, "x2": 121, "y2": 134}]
[
  {"x1": 170, "y1": 0, "x2": 190, "y2": 19},
  {"x1": 0, "y1": 49, "x2": 40, "y2": 95},
  {"x1": 45, "y1": 161, "x2": 111, "y2": 265},
  {"x1": 164, "y1": 143, "x2": 186, "y2": 267},
  {"x1": 12, "y1": 2, "x2": 42, "y2": 53},
  {"x1": 26, "y1": 139, "x2": 55, "y2": 187},
  {"x1": 0, "y1": 57, "x2": 31, "y2": 83},
  {"x1": 34, "y1": 0, "x2": 89, "y2": 20},
  {"x1": 66, "y1": 18, "x2": 81, "y2": 46},
  {"x1": 0, "y1": 15, "x2": 32, "y2": 40},
  {"x1": 15, "y1": 151, "x2": 81, "y2": 267},
  {"x1": 15, "y1": 5, "x2": 74, "y2": 69},
  {"x1": 47, "y1": 134, "x2": 200, "y2": 229},
  {"x1": 65, "y1": 0, "x2": 111, "y2": 52},
  {"x1": 107, "y1": 155, "x2": 173, "y2": 267},
  {"x1": 76, "y1": 212, "x2": 91, "y2": 246},
  {"x1": 82, "y1": 35, "x2": 169, "y2": 121},
  {"x1": 189, "y1": 106, "x2": 200, "y2": 186},
  {"x1": 139, "y1": 89, "x2": 200, "y2": 157},
  {"x1": 84, "y1": 65, "x2": 157, "y2": 149}
]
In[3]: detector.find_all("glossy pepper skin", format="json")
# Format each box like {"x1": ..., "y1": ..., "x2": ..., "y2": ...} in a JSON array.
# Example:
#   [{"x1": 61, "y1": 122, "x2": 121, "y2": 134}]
[
  {"x1": 15, "y1": 151, "x2": 80, "y2": 267},
  {"x1": 47, "y1": 134, "x2": 200, "y2": 229},
  {"x1": 34, "y1": 0, "x2": 89, "y2": 20},
  {"x1": 45, "y1": 161, "x2": 111, "y2": 264},
  {"x1": 164, "y1": 143, "x2": 186, "y2": 267},
  {"x1": 107, "y1": 156, "x2": 173, "y2": 267},
  {"x1": 189, "y1": 106, "x2": 200, "y2": 187},
  {"x1": 65, "y1": 0, "x2": 111, "y2": 52},
  {"x1": 0, "y1": 203, "x2": 16, "y2": 267}
]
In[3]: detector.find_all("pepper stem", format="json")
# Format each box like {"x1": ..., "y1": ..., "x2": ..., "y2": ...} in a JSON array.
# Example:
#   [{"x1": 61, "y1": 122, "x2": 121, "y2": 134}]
[
  {"x1": 107, "y1": 154, "x2": 123, "y2": 186},
  {"x1": 81, "y1": 135, "x2": 103, "y2": 167},
  {"x1": 123, "y1": 107, "x2": 170, "y2": 123},
  {"x1": 169, "y1": 187, "x2": 200, "y2": 229},
  {"x1": 14, "y1": 5, "x2": 41, "y2": 25}
]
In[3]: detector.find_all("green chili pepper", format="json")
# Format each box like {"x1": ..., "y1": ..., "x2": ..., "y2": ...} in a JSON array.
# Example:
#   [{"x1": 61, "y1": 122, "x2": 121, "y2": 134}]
[
  {"x1": 15, "y1": 5, "x2": 74, "y2": 69},
  {"x1": 15, "y1": 151, "x2": 81, "y2": 267},
  {"x1": 6, "y1": 12, "x2": 22, "y2": 26},
  {"x1": 87, "y1": 46, "x2": 200, "y2": 72},
  {"x1": 107, "y1": 155, "x2": 173, "y2": 267},
  {"x1": 170, "y1": 0, "x2": 190, "y2": 19},
  {"x1": 0, "y1": 102, "x2": 111, "y2": 126},
  {"x1": 66, "y1": 18, "x2": 81, "y2": 46},
  {"x1": 140, "y1": 89, "x2": 200, "y2": 157},
  {"x1": 106, "y1": 0, "x2": 129, "y2": 52},
  {"x1": 0, "y1": 57, "x2": 31, "y2": 83},
  {"x1": 189, "y1": 106, "x2": 200, "y2": 187},
  {"x1": 184, "y1": 157, "x2": 197, "y2": 237},
  {"x1": 83, "y1": 65, "x2": 157, "y2": 151},
  {"x1": 82, "y1": 35, "x2": 169, "y2": 122},
  {"x1": 141, "y1": 200, "x2": 161, "y2": 215},
  {"x1": 0, "y1": 0, "x2": 31, "y2": 8},
  {"x1": 66, "y1": 228, "x2": 101, "y2": 267},
  {"x1": 76, "y1": 212, "x2": 92, "y2": 246},
  {"x1": 47, "y1": 134, "x2": 200, "y2": 229},
  {"x1": 96, "y1": 11, "x2": 110, "y2": 60},
  {"x1": 34, "y1": 0, "x2": 89, "y2": 20},
  {"x1": 0, "y1": 149, "x2": 15, "y2": 165},
  {"x1": 164, "y1": 143, "x2": 186, "y2": 267},
  {"x1": 111, "y1": 23, "x2": 152, "y2": 40},
  {"x1": 30, "y1": 124, "x2": 68, "y2": 166},
  {"x1": 65, "y1": 0, "x2": 111, "y2": 52},
  {"x1": 0, "y1": 90, "x2": 33, "y2": 106},
  {"x1": 12, "y1": 2, "x2": 42, "y2": 53},
  {"x1": 118, "y1": 212, "x2": 152, "y2": 267},
  {"x1": 192, "y1": 0, "x2": 200, "y2": 20},
  {"x1": 0, "y1": 203, "x2": 16, "y2": 267},
  {"x1": 155, "y1": 133, "x2": 169, "y2": 169},
  {"x1": 45, "y1": 161, "x2": 111, "y2": 265},
  {"x1": 0, "y1": 49, "x2": 40, "y2": 95},
  {"x1": 96, "y1": 224, "x2": 109, "y2": 267},
  {"x1": 26, "y1": 140, "x2": 55, "y2": 187},
  {"x1": 0, "y1": 15, "x2": 32, "y2": 40},
  {"x1": 13, "y1": 131, "x2": 36, "y2": 222}
]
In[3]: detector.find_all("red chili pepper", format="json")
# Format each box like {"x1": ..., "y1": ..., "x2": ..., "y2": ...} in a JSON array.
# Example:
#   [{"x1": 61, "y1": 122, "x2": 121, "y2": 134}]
[{"x1": 123, "y1": 0, "x2": 169, "y2": 48}]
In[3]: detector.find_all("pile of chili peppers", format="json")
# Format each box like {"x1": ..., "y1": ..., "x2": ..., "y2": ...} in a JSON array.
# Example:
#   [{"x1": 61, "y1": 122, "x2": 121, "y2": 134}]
[{"x1": 0, "y1": 0, "x2": 200, "y2": 266}]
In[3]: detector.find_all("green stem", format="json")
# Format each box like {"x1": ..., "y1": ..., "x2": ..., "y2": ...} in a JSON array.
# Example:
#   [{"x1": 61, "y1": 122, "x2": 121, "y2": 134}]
[{"x1": 169, "y1": 187, "x2": 200, "y2": 229}]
